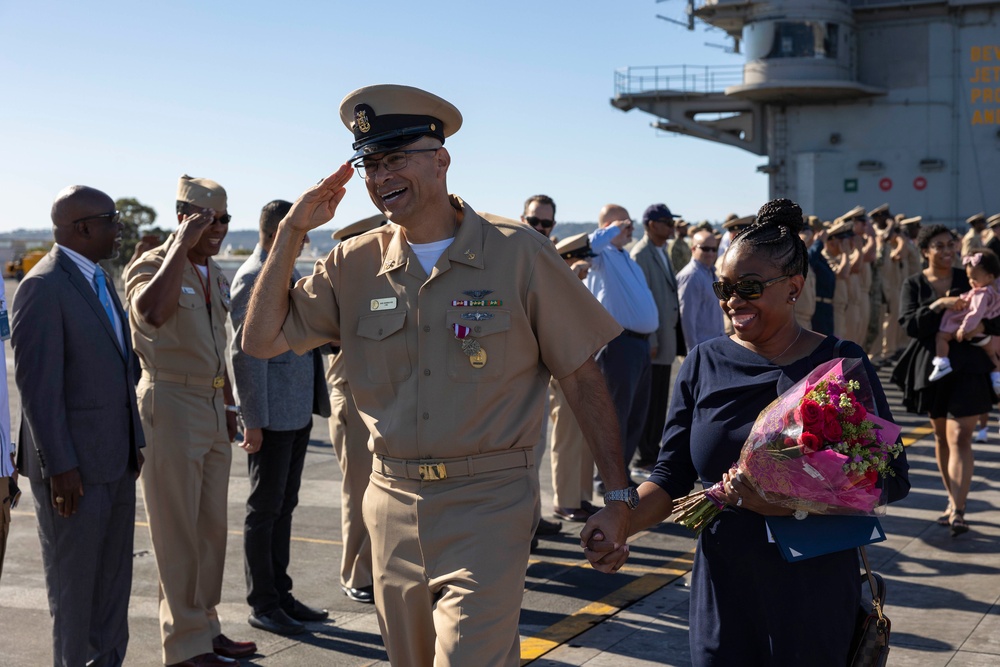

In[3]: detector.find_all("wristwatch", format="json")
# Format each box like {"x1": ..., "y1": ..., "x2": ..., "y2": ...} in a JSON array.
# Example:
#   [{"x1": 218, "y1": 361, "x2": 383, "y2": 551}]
[
  {"x1": 225, "y1": 404, "x2": 241, "y2": 416},
  {"x1": 604, "y1": 486, "x2": 640, "y2": 510}
]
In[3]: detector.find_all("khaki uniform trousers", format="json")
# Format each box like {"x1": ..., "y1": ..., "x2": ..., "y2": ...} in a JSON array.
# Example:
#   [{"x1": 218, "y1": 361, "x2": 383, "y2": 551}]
[
  {"x1": 363, "y1": 464, "x2": 536, "y2": 667},
  {"x1": 138, "y1": 379, "x2": 232, "y2": 664},
  {"x1": 846, "y1": 273, "x2": 864, "y2": 344},
  {"x1": 548, "y1": 378, "x2": 594, "y2": 509},
  {"x1": 833, "y1": 277, "x2": 849, "y2": 340},
  {"x1": 880, "y1": 258, "x2": 904, "y2": 357},
  {"x1": 327, "y1": 380, "x2": 373, "y2": 590}
]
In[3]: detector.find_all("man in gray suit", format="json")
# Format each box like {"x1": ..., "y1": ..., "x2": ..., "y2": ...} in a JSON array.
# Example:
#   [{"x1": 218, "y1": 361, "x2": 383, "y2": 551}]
[
  {"x1": 630, "y1": 204, "x2": 681, "y2": 479},
  {"x1": 229, "y1": 199, "x2": 332, "y2": 636},
  {"x1": 12, "y1": 185, "x2": 144, "y2": 666}
]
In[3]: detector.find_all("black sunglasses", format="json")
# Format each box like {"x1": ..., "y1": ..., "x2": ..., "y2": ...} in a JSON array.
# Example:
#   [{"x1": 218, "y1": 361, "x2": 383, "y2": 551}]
[
  {"x1": 525, "y1": 216, "x2": 554, "y2": 230},
  {"x1": 71, "y1": 210, "x2": 120, "y2": 226},
  {"x1": 712, "y1": 275, "x2": 790, "y2": 301}
]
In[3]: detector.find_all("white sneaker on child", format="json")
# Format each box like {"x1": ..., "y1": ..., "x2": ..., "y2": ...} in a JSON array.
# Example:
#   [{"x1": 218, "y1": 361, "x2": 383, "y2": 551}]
[
  {"x1": 991, "y1": 371, "x2": 1000, "y2": 394},
  {"x1": 975, "y1": 426, "x2": 989, "y2": 443},
  {"x1": 928, "y1": 357, "x2": 953, "y2": 382}
]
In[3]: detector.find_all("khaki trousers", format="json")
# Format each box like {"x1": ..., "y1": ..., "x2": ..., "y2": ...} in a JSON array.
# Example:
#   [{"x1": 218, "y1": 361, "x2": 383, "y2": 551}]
[
  {"x1": 328, "y1": 382, "x2": 373, "y2": 589},
  {"x1": 138, "y1": 380, "x2": 232, "y2": 664},
  {"x1": 363, "y1": 466, "x2": 536, "y2": 667},
  {"x1": 548, "y1": 379, "x2": 593, "y2": 509}
]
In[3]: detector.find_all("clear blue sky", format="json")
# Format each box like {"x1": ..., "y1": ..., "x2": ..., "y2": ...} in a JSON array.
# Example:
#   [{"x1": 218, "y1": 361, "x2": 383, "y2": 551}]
[{"x1": 0, "y1": 0, "x2": 767, "y2": 234}]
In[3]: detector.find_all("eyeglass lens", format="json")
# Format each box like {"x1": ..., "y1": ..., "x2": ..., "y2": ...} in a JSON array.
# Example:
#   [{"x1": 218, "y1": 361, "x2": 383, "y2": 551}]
[{"x1": 525, "y1": 216, "x2": 554, "y2": 229}]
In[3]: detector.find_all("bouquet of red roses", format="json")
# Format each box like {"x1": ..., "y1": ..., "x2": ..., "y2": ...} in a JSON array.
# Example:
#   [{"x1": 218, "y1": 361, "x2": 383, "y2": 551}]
[{"x1": 673, "y1": 357, "x2": 904, "y2": 536}]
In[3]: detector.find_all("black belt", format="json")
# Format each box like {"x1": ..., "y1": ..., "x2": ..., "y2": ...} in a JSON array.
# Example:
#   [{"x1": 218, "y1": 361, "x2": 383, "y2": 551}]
[{"x1": 622, "y1": 329, "x2": 650, "y2": 340}]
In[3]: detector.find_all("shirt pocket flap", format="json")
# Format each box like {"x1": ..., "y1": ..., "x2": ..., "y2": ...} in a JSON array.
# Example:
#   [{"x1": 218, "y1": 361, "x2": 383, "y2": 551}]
[{"x1": 357, "y1": 311, "x2": 407, "y2": 341}]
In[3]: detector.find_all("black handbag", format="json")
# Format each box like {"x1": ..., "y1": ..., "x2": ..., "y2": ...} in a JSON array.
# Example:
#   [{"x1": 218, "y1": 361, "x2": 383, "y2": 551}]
[{"x1": 847, "y1": 546, "x2": 890, "y2": 667}]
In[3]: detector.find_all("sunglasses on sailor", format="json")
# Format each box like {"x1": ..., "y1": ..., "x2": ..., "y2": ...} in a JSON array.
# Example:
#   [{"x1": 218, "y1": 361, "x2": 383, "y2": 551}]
[
  {"x1": 525, "y1": 216, "x2": 554, "y2": 230},
  {"x1": 71, "y1": 210, "x2": 120, "y2": 226},
  {"x1": 694, "y1": 245, "x2": 719, "y2": 252},
  {"x1": 712, "y1": 275, "x2": 791, "y2": 301}
]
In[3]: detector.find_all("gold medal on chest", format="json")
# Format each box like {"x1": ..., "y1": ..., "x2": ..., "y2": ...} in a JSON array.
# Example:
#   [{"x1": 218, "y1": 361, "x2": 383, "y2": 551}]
[{"x1": 469, "y1": 347, "x2": 487, "y2": 368}]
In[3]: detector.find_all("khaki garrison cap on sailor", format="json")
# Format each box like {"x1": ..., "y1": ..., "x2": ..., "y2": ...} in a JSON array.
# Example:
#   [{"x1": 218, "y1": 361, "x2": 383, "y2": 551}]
[
  {"x1": 899, "y1": 216, "x2": 922, "y2": 227},
  {"x1": 967, "y1": 212, "x2": 987, "y2": 225},
  {"x1": 339, "y1": 84, "x2": 463, "y2": 160},
  {"x1": 842, "y1": 205, "x2": 866, "y2": 220},
  {"x1": 870, "y1": 203, "x2": 890, "y2": 217},
  {"x1": 177, "y1": 175, "x2": 227, "y2": 211},
  {"x1": 828, "y1": 219, "x2": 854, "y2": 236},
  {"x1": 555, "y1": 232, "x2": 596, "y2": 260},
  {"x1": 988, "y1": 214, "x2": 1000, "y2": 229},
  {"x1": 333, "y1": 213, "x2": 387, "y2": 242}
]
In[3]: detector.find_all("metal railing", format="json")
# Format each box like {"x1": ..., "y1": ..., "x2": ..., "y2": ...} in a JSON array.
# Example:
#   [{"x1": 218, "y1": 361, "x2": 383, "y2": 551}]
[{"x1": 614, "y1": 65, "x2": 744, "y2": 96}]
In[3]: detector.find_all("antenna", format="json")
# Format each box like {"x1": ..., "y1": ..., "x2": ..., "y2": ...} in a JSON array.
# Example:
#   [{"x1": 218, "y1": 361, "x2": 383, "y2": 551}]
[{"x1": 655, "y1": 0, "x2": 695, "y2": 31}]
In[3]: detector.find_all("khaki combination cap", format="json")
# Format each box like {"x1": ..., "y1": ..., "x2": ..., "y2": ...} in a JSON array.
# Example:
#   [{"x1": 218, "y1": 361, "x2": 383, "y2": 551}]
[
  {"x1": 339, "y1": 84, "x2": 463, "y2": 161},
  {"x1": 333, "y1": 213, "x2": 387, "y2": 242},
  {"x1": 554, "y1": 232, "x2": 596, "y2": 260},
  {"x1": 842, "y1": 205, "x2": 866, "y2": 220},
  {"x1": 828, "y1": 219, "x2": 854, "y2": 236},
  {"x1": 723, "y1": 214, "x2": 755, "y2": 231},
  {"x1": 899, "y1": 216, "x2": 923, "y2": 227},
  {"x1": 805, "y1": 215, "x2": 824, "y2": 232},
  {"x1": 987, "y1": 214, "x2": 1000, "y2": 229},
  {"x1": 177, "y1": 175, "x2": 227, "y2": 211},
  {"x1": 869, "y1": 203, "x2": 890, "y2": 217},
  {"x1": 967, "y1": 212, "x2": 987, "y2": 225}
]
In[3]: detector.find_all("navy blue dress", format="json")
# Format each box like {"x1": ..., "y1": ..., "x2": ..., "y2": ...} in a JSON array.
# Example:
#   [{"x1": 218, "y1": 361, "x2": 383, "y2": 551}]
[{"x1": 650, "y1": 335, "x2": 910, "y2": 667}]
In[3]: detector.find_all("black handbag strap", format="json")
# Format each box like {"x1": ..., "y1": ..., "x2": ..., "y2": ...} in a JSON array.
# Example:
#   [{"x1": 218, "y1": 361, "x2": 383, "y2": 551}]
[{"x1": 859, "y1": 546, "x2": 887, "y2": 622}]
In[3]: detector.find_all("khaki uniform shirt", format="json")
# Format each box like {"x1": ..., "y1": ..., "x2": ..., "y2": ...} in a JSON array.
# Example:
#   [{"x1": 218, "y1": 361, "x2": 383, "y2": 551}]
[
  {"x1": 125, "y1": 236, "x2": 231, "y2": 390},
  {"x1": 282, "y1": 196, "x2": 621, "y2": 461},
  {"x1": 962, "y1": 228, "x2": 983, "y2": 258}
]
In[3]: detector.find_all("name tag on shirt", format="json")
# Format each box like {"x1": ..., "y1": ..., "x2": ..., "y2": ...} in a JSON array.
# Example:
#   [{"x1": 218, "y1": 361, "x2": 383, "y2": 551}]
[
  {"x1": 371, "y1": 297, "x2": 397, "y2": 311},
  {"x1": 181, "y1": 286, "x2": 196, "y2": 295}
]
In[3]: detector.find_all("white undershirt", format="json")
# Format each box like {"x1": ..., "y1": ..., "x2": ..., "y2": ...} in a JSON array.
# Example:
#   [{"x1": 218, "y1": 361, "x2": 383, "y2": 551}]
[{"x1": 408, "y1": 238, "x2": 455, "y2": 274}]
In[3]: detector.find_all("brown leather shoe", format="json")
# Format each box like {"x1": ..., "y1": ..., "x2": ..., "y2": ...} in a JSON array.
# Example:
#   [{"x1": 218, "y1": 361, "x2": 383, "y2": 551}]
[
  {"x1": 211, "y1": 634, "x2": 257, "y2": 659},
  {"x1": 166, "y1": 653, "x2": 239, "y2": 666}
]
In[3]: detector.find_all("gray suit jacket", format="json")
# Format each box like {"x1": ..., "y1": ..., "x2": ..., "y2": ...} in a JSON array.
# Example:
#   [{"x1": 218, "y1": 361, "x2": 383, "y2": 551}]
[
  {"x1": 229, "y1": 245, "x2": 330, "y2": 431},
  {"x1": 12, "y1": 246, "x2": 144, "y2": 483},
  {"x1": 631, "y1": 234, "x2": 680, "y2": 364}
]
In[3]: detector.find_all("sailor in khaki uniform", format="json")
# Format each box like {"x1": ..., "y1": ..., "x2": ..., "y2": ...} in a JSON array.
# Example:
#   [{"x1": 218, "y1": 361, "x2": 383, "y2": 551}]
[
  {"x1": 962, "y1": 213, "x2": 987, "y2": 258},
  {"x1": 326, "y1": 215, "x2": 386, "y2": 604},
  {"x1": 125, "y1": 177, "x2": 257, "y2": 666},
  {"x1": 242, "y1": 85, "x2": 634, "y2": 667},
  {"x1": 823, "y1": 219, "x2": 856, "y2": 340}
]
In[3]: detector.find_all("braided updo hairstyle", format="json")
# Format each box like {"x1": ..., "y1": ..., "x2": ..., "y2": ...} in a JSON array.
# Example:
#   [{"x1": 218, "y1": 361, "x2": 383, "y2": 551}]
[{"x1": 729, "y1": 198, "x2": 809, "y2": 279}]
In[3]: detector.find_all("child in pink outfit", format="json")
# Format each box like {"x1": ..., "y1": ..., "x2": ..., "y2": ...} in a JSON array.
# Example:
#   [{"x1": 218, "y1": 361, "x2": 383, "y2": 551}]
[{"x1": 930, "y1": 249, "x2": 1000, "y2": 389}]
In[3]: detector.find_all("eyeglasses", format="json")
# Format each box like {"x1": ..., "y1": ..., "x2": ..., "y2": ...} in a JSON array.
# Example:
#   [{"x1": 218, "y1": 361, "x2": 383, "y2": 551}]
[
  {"x1": 712, "y1": 275, "x2": 791, "y2": 301},
  {"x1": 353, "y1": 148, "x2": 439, "y2": 178},
  {"x1": 928, "y1": 241, "x2": 956, "y2": 251},
  {"x1": 71, "y1": 210, "x2": 120, "y2": 226},
  {"x1": 212, "y1": 213, "x2": 231, "y2": 225},
  {"x1": 525, "y1": 216, "x2": 554, "y2": 230},
  {"x1": 694, "y1": 245, "x2": 719, "y2": 252}
]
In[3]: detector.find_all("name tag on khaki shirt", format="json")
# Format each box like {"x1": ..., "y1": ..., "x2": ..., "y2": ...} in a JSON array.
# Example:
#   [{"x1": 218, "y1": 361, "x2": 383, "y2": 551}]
[{"x1": 371, "y1": 297, "x2": 397, "y2": 311}]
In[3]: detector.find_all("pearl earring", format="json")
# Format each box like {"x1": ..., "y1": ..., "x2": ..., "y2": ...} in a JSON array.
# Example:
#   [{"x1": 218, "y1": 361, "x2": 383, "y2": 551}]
[{"x1": 791, "y1": 297, "x2": 798, "y2": 303}]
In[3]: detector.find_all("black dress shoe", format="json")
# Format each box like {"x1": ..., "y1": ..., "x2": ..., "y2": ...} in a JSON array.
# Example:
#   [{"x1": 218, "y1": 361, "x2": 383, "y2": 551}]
[
  {"x1": 248, "y1": 608, "x2": 305, "y2": 636},
  {"x1": 283, "y1": 597, "x2": 329, "y2": 622},
  {"x1": 341, "y1": 584, "x2": 375, "y2": 604},
  {"x1": 535, "y1": 517, "x2": 562, "y2": 535},
  {"x1": 211, "y1": 634, "x2": 257, "y2": 659},
  {"x1": 166, "y1": 653, "x2": 239, "y2": 666},
  {"x1": 553, "y1": 506, "x2": 591, "y2": 522}
]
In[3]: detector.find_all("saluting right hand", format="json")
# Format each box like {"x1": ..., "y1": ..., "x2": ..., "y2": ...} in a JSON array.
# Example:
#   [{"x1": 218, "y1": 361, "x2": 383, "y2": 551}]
[
  {"x1": 175, "y1": 208, "x2": 215, "y2": 250},
  {"x1": 283, "y1": 163, "x2": 354, "y2": 233}
]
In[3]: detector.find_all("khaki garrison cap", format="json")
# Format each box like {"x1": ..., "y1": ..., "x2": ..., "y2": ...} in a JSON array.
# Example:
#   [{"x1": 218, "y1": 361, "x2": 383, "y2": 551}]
[
  {"x1": 967, "y1": 212, "x2": 987, "y2": 225},
  {"x1": 869, "y1": 203, "x2": 890, "y2": 217},
  {"x1": 828, "y1": 219, "x2": 854, "y2": 236},
  {"x1": 177, "y1": 175, "x2": 227, "y2": 211},
  {"x1": 899, "y1": 216, "x2": 922, "y2": 227},
  {"x1": 555, "y1": 232, "x2": 596, "y2": 260},
  {"x1": 987, "y1": 214, "x2": 1000, "y2": 229},
  {"x1": 842, "y1": 205, "x2": 866, "y2": 220},
  {"x1": 333, "y1": 213, "x2": 387, "y2": 242},
  {"x1": 339, "y1": 84, "x2": 463, "y2": 161}
]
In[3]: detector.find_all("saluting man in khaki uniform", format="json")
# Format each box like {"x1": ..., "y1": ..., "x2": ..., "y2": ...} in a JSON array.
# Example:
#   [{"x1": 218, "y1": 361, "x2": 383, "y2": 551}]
[
  {"x1": 962, "y1": 213, "x2": 987, "y2": 258},
  {"x1": 243, "y1": 84, "x2": 634, "y2": 667},
  {"x1": 823, "y1": 219, "x2": 856, "y2": 340},
  {"x1": 125, "y1": 177, "x2": 257, "y2": 666}
]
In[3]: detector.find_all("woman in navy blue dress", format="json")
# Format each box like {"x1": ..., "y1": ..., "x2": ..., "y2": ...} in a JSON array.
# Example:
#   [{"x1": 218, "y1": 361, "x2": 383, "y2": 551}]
[{"x1": 583, "y1": 199, "x2": 910, "y2": 666}]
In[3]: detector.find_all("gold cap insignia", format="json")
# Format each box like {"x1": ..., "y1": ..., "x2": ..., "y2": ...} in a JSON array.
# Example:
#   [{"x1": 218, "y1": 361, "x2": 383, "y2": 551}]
[{"x1": 356, "y1": 109, "x2": 371, "y2": 134}]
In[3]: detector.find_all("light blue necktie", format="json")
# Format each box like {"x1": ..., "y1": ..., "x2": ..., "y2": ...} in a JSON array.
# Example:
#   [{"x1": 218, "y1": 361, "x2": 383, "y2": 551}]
[{"x1": 93, "y1": 269, "x2": 122, "y2": 349}]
